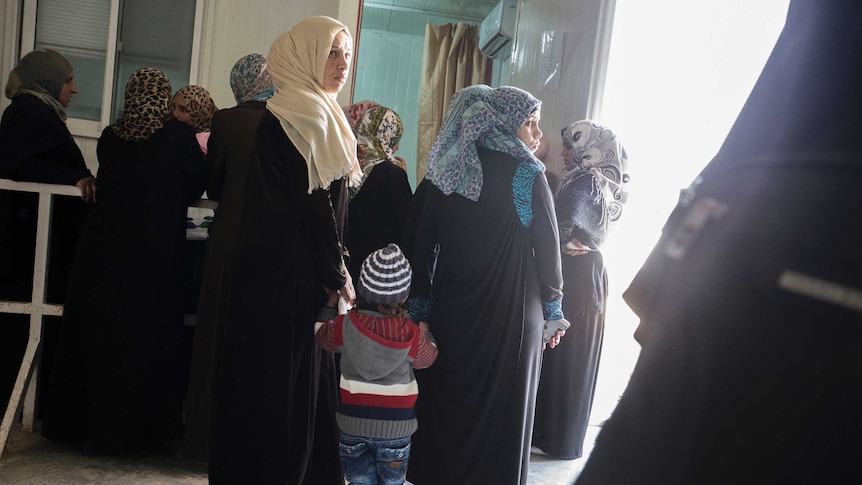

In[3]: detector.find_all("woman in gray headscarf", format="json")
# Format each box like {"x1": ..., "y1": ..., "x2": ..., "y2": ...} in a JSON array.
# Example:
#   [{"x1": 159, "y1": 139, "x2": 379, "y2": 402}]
[
  {"x1": 0, "y1": 49, "x2": 96, "y2": 410},
  {"x1": 532, "y1": 120, "x2": 630, "y2": 460},
  {"x1": 181, "y1": 52, "x2": 276, "y2": 462}
]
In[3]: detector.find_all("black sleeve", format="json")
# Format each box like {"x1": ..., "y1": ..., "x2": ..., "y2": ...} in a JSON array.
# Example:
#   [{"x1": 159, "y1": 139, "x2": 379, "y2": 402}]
[
  {"x1": 0, "y1": 98, "x2": 90, "y2": 185},
  {"x1": 309, "y1": 186, "x2": 348, "y2": 291},
  {"x1": 205, "y1": 111, "x2": 229, "y2": 200}
]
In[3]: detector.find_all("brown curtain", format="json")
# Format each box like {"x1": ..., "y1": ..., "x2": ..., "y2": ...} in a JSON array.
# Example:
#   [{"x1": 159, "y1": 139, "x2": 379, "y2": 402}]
[{"x1": 416, "y1": 22, "x2": 492, "y2": 180}]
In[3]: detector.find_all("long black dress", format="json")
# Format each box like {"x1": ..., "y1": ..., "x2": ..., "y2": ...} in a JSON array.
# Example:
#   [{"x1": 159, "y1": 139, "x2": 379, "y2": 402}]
[
  {"x1": 207, "y1": 110, "x2": 344, "y2": 485},
  {"x1": 0, "y1": 94, "x2": 91, "y2": 413},
  {"x1": 577, "y1": 2, "x2": 862, "y2": 483},
  {"x1": 182, "y1": 100, "x2": 267, "y2": 462},
  {"x1": 343, "y1": 160, "x2": 412, "y2": 281},
  {"x1": 532, "y1": 251, "x2": 606, "y2": 459},
  {"x1": 41, "y1": 120, "x2": 206, "y2": 450},
  {"x1": 406, "y1": 148, "x2": 564, "y2": 485}
]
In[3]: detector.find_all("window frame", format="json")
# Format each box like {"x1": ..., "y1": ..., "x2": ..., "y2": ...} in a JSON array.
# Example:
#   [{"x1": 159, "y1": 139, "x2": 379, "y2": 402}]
[{"x1": 19, "y1": 0, "x2": 206, "y2": 139}]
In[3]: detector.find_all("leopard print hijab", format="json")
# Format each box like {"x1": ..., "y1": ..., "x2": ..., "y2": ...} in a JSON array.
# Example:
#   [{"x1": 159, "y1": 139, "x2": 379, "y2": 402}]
[
  {"x1": 171, "y1": 85, "x2": 216, "y2": 132},
  {"x1": 112, "y1": 68, "x2": 172, "y2": 142}
]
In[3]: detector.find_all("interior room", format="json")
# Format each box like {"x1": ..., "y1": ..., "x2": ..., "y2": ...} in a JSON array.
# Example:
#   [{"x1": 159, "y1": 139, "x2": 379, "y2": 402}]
[{"x1": 0, "y1": 0, "x2": 793, "y2": 483}]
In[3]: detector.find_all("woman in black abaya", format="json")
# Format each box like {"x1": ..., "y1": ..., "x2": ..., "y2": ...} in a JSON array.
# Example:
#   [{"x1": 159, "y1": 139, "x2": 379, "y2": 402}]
[
  {"x1": 207, "y1": 16, "x2": 360, "y2": 485},
  {"x1": 182, "y1": 52, "x2": 275, "y2": 463},
  {"x1": 406, "y1": 84, "x2": 565, "y2": 485},
  {"x1": 577, "y1": 1, "x2": 862, "y2": 483},
  {"x1": 41, "y1": 67, "x2": 206, "y2": 454}
]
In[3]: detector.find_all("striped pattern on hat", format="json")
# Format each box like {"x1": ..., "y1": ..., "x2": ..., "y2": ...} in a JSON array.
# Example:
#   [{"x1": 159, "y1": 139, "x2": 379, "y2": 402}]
[{"x1": 357, "y1": 243, "x2": 412, "y2": 305}]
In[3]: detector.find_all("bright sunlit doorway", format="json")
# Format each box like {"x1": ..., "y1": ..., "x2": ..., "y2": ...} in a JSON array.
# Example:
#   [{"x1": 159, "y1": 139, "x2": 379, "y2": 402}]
[{"x1": 587, "y1": 0, "x2": 791, "y2": 426}]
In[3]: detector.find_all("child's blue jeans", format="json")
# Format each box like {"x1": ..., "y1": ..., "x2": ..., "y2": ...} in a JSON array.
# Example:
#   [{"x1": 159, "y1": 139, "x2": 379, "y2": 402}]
[{"x1": 339, "y1": 433, "x2": 411, "y2": 485}]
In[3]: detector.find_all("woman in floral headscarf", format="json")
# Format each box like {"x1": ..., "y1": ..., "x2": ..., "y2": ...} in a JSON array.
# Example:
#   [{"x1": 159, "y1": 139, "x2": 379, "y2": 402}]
[
  {"x1": 208, "y1": 16, "x2": 358, "y2": 485},
  {"x1": 340, "y1": 104, "x2": 413, "y2": 282},
  {"x1": 181, "y1": 52, "x2": 275, "y2": 462},
  {"x1": 41, "y1": 67, "x2": 206, "y2": 455},
  {"x1": 406, "y1": 84, "x2": 565, "y2": 485},
  {"x1": 532, "y1": 120, "x2": 630, "y2": 460}
]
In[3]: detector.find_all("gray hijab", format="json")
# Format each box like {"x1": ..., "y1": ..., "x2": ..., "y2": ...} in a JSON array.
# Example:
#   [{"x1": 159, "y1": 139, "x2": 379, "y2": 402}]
[{"x1": 4, "y1": 48, "x2": 72, "y2": 120}]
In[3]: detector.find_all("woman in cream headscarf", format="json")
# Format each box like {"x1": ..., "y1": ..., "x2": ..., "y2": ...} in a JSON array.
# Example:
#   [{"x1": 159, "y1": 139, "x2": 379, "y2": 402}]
[{"x1": 208, "y1": 16, "x2": 357, "y2": 485}]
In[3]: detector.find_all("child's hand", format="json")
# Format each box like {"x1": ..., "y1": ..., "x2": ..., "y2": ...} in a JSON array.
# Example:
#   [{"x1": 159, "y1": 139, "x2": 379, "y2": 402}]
[{"x1": 418, "y1": 321, "x2": 430, "y2": 333}]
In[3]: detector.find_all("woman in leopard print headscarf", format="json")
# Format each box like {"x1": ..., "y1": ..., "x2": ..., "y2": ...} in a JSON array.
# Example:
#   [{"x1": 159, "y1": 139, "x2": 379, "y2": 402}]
[
  {"x1": 111, "y1": 67, "x2": 172, "y2": 142},
  {"x1": 42, "y1": 67, "x2": 207, "y2": 455},
  {"x1": 170, "y1": 84, "x2": 216, "y2": 132}
]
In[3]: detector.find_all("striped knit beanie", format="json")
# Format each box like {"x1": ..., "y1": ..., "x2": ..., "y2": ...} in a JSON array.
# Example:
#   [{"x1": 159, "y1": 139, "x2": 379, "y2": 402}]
[{"x1": 357, "y1": 243, "x2": 412, "y2": 305}]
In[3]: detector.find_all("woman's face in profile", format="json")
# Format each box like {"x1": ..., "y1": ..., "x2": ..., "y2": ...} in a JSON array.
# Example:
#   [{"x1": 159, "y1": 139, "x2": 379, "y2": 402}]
[
  {"x1": 171, "y1": 95, "x2": 193, "y2": 125},
  {"x1": 561, "y1": 141, "x2": 576, "y2": 171},
  {"x1": 323, "y1": 30, "x2": 352, "y2": 94},
  {"x1": 58, "y1": 74, "x2": 77, "y2": 108},
  {"x1": 516, "y1": 109, "x2": 543, "y2": 153}
]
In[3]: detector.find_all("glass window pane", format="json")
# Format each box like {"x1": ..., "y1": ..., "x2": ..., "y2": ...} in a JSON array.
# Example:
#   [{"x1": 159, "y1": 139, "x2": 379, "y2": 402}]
[
  {"x1": 35, "y1": 0, "x2": 111, "y2": 121},
  {"x1": 112, "y1": 0, "x2": 196, "y2": 122}
]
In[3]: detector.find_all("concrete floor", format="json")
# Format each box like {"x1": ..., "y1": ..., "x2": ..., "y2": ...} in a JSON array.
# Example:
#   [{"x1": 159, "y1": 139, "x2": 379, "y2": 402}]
[
  {"x1": 0, "y1": 423, "x2": 598, "y2": 484},
  {"x1": 0, "y1": 423, "x2": 207, "y2": 485}
]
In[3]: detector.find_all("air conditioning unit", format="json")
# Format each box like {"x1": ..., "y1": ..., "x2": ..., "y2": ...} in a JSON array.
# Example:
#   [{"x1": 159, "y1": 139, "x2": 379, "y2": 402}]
[{"x1": 479, "y1": 0, "x2": 517, "y2": 60}]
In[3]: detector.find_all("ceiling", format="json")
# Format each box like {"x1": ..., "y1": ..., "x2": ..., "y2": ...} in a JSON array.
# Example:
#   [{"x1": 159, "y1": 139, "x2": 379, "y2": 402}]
[{"x1": 361, "y1": 0, "x2": 499, "y2": 34}]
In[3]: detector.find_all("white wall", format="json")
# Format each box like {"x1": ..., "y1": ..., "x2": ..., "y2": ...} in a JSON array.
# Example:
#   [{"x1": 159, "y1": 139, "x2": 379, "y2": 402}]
[{"x1": 509, "y1": 0, "x2": 614, "y2": 175}]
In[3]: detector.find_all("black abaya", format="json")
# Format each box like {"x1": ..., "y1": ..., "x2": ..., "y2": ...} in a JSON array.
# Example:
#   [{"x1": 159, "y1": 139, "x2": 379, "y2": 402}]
[
  {"x1": 207, "y1": 111, "x2": 344, "y2": 485},
  {"x1": 41, "y1": 120, "x2": 206, "y2": 450},
  {"x1": 343, "y1": 160, "x2": 412, "y2": 282},
  {"x1": 407, "y1": 148, "x2": 563, "y2": 485},
  {"x1": 182, "y1": 100, "x2": 267, "y2": 462},
  {"x1": 0, "y1": 94, "x2": 91, "y2": 411}
]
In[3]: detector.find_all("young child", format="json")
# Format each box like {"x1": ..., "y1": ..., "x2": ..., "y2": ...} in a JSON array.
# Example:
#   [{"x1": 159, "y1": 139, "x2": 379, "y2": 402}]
[{"x1": 315, "y1": 243, "x2": 438, "y2": 485}]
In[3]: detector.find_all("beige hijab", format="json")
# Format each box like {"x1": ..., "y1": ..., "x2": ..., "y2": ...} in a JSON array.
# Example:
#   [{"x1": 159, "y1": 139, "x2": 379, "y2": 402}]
[{"x1": 266, "y1": 16, "x2": 362, "y2": 193}]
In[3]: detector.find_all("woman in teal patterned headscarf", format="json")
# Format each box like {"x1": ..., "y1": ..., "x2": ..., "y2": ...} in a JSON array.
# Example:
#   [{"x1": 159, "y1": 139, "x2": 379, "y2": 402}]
[
  {"x1": 406, "y1": 84, "x2": 565, "y2": 485},
  {"x1": 425, "y1": 84, "x2": 544, "y2": 202},
  {"x1": 229, "y1": 53, "x2": 275, "y2": 104}
]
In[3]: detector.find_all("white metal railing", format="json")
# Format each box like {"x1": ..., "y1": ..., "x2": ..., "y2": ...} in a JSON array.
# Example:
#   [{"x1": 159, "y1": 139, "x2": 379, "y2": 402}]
[
  {"x1": 0, "y1": 178, "x2": 216, "y2": 458},
  {"x1": 0, "y1": 178, "x2": 78, "y2": 459}
]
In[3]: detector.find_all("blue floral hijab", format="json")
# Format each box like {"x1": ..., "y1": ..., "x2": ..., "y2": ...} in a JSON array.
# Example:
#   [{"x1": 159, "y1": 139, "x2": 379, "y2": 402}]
[
  {"x1": 425, "y1": 84, "x2": 543, "y2": 201},
  {"x1": 229, "y1": 53, "x2": 275, "y2": 104}
]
